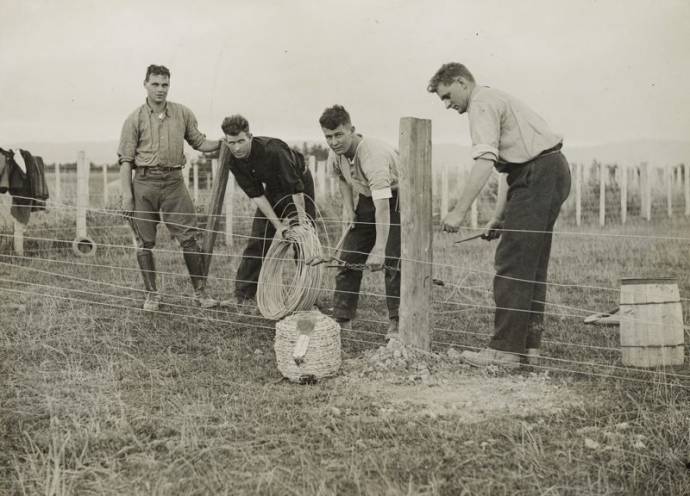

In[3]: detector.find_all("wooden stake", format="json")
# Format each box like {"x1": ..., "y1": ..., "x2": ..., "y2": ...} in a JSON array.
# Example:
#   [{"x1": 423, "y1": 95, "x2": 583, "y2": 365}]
[
  {"x1": 599, "y1": 162, "x2": 606, "y2": 226},
  {"x1": 575, "y1": 163, "x2": 582, "y2": 226},
  {"x1": 684, "y1": 163, "x2": 690, "y2": 217},
  {"x1": 398, "y1": 117, "x2": 432, "y2": 351},
  {"x1": 200, "y1": 145, "x2": 230, "y2": 276},
  {"x1": 620, "y1": 164, "x2": 627, "y2": 224},
  {"x1": 76, "y1": 151, "x2": 88, "y2": 238}
]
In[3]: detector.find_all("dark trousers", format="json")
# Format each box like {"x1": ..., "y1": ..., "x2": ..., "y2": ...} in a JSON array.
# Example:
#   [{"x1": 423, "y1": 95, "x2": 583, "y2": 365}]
[
  {"x1": 235, "y1": 171, "x2": 316, "y2": 298},
  {"x1": 333, "y1": 192, "x2": 401, "y2": 321},
  {"x1": 489, "y1": 152, "x2": 571, "y2": 354}
]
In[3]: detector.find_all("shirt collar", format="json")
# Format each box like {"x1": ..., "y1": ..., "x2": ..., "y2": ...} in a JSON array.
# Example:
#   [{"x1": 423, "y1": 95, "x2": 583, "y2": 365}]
[{"x1": 144, "y1": 98, "x2": 169, "y2": 117}]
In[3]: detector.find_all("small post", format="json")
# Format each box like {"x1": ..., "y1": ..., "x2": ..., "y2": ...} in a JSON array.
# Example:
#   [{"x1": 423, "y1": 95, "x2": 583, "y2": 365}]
[
  {"x1": 599, "y1": 162, "x2": 606, "y2": 227},
  {"x1": 183, "y1": 164, "x2": 190, "y2": 189},
  {"x1": 13, "y1": 219, "x2": 24, "y2": 256},
  {"x1": 102, "y1": 164, "x2": 108, "y2": 207},
  {"x1": 620, "y1": 164, "x2": 628, "y2": 224},
  {"x1": 193, "y1": 161, "x2": 199, "y2": 203},
  {"x1": 315, "y1": 157, "x2": 327, "y2": 200},
  {"x1": 76, "y1": 151, "x2": 88, "y2": 238},
  {"x1": 398, "y1": 117, "x2": 432, "y2": 351},
  {"x1": 54, "y1": 162, "x2": 62, "y2": 205},
  {"x1": 640, "y1": 162, "x2": 651, "y2": 220},
  {"x1": 224, "y1": 172, "x2": 234, "y2": 247},
  {"x1": 681, "y1": 164, "x2": 690, "y2": 217},
  {"x1": 666, "y1": 165, "x2": 673, "y2": 218},
  {"x1": 211, "y1": 158, "x2": 218, "y2": 185},
  {"x1": 573, "y1": 164, "x2": 584, "y2": 226},
  {"x1": 440, "y1": 162, "x2": 449, "y2": 218}
]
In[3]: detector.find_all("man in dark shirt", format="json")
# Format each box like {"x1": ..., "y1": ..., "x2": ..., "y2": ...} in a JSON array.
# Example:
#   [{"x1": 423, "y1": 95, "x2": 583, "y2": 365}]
[
  {"x1": 220, "y1": 115, "x2": 315, "y2": 306},
  {"x1": 118, "y1": 64, "x2": 222, "y2": 312}
]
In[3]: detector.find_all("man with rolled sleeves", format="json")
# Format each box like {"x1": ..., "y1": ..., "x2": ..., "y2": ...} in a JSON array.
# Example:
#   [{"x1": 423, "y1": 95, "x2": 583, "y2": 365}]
[
  {"x1": 220, "y1": 114, "x2": 315, "y2": 308},
  {"x1": 427, "y1": 63, "x2": 571, "y2": 368},
  {"x1": 118, "y1": 64, "x2": 221, "y2": 312},
  {"x1": 319, "y1": 105, "x2": 401, "y2": 336}
]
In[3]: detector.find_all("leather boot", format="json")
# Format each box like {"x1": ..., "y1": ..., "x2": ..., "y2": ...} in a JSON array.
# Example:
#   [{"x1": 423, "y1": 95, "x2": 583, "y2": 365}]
[
  {"x1": 183, "y1": 247, "x2": 218, "y2": 308},
  {"x1": 136, "y1": 250, "x2": 160, "y2": 311}
]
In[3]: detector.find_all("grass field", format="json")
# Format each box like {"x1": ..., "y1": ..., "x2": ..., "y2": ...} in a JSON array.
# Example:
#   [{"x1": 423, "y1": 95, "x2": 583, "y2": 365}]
[{"x1": 1, "y1": 188, "x2": 689, "y2": 495}]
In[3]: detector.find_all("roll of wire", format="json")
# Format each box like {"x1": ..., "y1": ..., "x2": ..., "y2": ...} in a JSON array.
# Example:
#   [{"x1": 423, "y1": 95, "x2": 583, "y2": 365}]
[{"x1": 257, "y1": 219, "x2": 324, "y2": 320}]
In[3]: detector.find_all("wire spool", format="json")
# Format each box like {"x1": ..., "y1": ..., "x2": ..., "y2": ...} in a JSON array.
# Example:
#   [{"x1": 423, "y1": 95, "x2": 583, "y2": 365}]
[
  {"x1": 257, "y1": 222, "x2": 323, "y2": 320},
  {"x1": 274, "y1": 310, "x2": 341, "y2": 382}
]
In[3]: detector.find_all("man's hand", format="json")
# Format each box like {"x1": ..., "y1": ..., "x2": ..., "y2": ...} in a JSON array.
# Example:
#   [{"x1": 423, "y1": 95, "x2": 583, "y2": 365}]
[
  {"x1": 274, "y1": 220, "x2": 292, "y2": 240},
  {"x1": 441, "y1": 208, "x2": 466, "y2": 233},
  {"x1": 121, "y1": 194, "x2": 134, "y2": 216},
  {"x1": 482, "y1": 218, "x2": 503, "y2": 240},
  {"x1": 366, "y1": 246, "x2": 385, "y2": 271}
]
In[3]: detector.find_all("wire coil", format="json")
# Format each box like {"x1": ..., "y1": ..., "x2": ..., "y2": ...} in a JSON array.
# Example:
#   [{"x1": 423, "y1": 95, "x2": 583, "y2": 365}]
[{"x1": 257, "y1": 222, "x2": 323, "y2": 320}]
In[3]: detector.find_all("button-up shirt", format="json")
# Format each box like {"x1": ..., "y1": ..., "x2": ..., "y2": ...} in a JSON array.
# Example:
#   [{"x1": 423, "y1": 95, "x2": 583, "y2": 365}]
[
  {"x1": 468, "y1": 86, "x2": 562, "y2": 165},
  {"x1": 117, "y1": 100, "x2": 207, "y2": 167},
  {"x1": 327, "y1": 136, "x2": 399, "y2": 200},
  {"x1": 226, "y1": 137, "x2": 306, "y2": 200}
]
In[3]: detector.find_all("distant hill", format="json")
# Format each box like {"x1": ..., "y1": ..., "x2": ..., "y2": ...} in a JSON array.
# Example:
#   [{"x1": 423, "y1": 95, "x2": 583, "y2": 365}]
[{"x1": 7, "y1": 139, "x2": 689, "y2": 168}]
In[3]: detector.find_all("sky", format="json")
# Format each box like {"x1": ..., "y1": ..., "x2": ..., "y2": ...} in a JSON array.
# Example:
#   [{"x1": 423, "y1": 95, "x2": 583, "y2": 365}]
[{"x1": 1, "y1": 0, "x2": 689, "y2": 147}]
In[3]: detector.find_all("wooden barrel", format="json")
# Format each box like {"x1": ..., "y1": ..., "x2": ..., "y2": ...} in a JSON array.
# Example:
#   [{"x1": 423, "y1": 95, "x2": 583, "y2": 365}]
[{"x1": 619, "y1": 277, "x2": 685, "y2": 368}]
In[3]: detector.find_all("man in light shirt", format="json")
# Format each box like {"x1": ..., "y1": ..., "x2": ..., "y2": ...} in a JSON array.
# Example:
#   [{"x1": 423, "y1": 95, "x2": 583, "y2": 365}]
[
  {"x1": 427, "y1": 63, "x2": 571, "y2": 369},
  {"x1": 118, "y1": 64, "x2": 221, "y2": 312},
  {"x1": 320, "y1": 105, "x2": 401, "y2": 336}
]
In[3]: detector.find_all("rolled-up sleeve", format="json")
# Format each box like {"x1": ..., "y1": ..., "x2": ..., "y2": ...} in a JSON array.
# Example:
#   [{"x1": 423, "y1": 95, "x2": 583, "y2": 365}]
[
  {"x1": 468, "y1": 101, "x2": 501, "y2": 162},
  {"x1": 360, "y1": 148, "x2": 393, "y2": 199},
  {"x1": 182, "y1": 107, "x2": 207, "y2": 150},
  {"x1": 117, "y1": 112, "x2": 138, "y2": 165}
]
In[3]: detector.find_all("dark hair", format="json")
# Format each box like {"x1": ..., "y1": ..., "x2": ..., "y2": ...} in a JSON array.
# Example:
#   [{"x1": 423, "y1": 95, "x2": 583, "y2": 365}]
[
  {"x1": 221, "y1": 114, "x2": 250, "y2": 135},
  {"x1": 319, "y1": 105, "x2": 351, "y2": 130},
  {"x1": 145, "y1": 64, "x2": 171, "y2": 82},
  {"x1": 427, "y1": 63, "x2": 475, "y2": 92}
]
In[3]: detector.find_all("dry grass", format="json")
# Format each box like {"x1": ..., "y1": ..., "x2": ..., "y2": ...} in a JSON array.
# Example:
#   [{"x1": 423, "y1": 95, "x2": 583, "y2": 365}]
[{"x1": 1, "y1": 195, "x2": 689, "y2": 495}]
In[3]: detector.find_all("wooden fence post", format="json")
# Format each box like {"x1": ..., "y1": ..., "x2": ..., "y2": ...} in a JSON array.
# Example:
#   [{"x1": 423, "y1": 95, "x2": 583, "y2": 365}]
[
  {"x1": 398, "y1": 117, "x2": 432, "y2": 351},
  {"x1": 640, "y1": 162, "x2": 651, "y2": 221},
  {"x1": 573, "y1": 164, "x2": 584, "y2": 226},
  {"x1": 13, "y1": 219, "x2": 24, "y2": 256},
  {"x1": 440, "y1": 162, "x2": 449, "y2": 219},
  {"x1": 681, "y1": 164, "x2": 690, "y2": 217},
  {"x1": 201, "y1": 145, "x2": 230, "y2": 276},
  {"x1": 314, "y1": 156, "x2": 327, "y2": 200},
  {"x1": 599, "y1": 162, "x2": 606, "y2": 227},
  {"x1": 76, "y1": 151, "x2": 88, "y2": 239},
  {"x1": 183, "y1": 164, "x2": 190, "y2": 189},
  {"x1": 54, "y1": 162, "x2": 61, "y2": 205},
  {"x1": 225, "y1": 173, "x2": 234, "y2": 247},
  {"x1": 666, "y1": 165, "x2": 673, "y2": 218},
  {"x1": 102, "y1": 164, "x2": 108, "y2": 207},
  {"x1": 620, "y1": 164, "x2": 628, "y2": 224}
]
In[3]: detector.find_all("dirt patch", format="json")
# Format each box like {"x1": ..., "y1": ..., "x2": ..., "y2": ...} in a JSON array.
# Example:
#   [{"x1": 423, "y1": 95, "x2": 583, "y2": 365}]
[{"x1": 332, "y1": 338, "x2": 582, "y2": 423}]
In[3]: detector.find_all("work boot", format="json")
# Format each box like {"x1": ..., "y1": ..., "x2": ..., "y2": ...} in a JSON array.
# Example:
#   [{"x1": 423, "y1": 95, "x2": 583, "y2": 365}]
[
  {"x1": 183, "y1": 247, "x2": 218, "y2": 308},
  {"x1": 137, "y1": 250, "x2": 160, "y2": 311},
  {"x1": 525, "y1": 348, "x2": 541, "y2": 367},
  {"x1": 461, "y1": 347, "x2": 521, "y2": 370}
]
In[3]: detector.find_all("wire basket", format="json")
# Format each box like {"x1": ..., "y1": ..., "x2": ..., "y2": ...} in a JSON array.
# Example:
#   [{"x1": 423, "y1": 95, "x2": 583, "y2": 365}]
[{"x1": 274, "y1": 310, "x2": 341, "y2": 382}]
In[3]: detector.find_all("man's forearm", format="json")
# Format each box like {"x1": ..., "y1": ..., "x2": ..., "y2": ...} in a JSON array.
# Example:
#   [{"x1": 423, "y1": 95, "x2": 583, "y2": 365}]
[
  {"x1": 372, "y1": 199, "x2": 391, "y2": 251},
  {"x1": 120, "y1": 162, "x2": 133, "y2": 198},
  {"x1": 292, "y1": 193, "x2": 307, "y2": 220},
  {"x1": 453, "y1": 157, "x2": 495, "y2": 216},
  {"x1": 197, "y1": 139, "x2": 222, "y2": 153},
  {"x1": 493, "y1": 173, "x2": 508, "y2": 221},
  {"x1": 252, "y1": 195, "x2": 282, "y2": 229}
]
